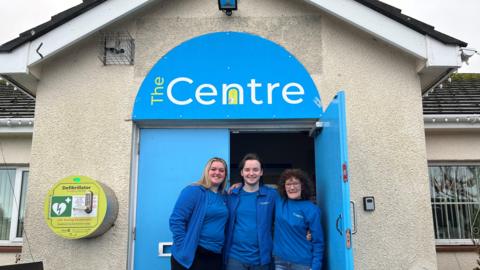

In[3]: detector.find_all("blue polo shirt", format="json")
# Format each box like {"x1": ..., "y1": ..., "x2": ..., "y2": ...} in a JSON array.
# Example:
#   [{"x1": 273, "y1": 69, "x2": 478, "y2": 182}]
[
  {"x1": 273, "y1": 198, "x2": 324, "y2": 270},
  {"x1": 198, "y1": 190, "x2": 228, "y2": 253},
  {"x1": 229, "y1": 189, "x2": 260, "y2": 264}
]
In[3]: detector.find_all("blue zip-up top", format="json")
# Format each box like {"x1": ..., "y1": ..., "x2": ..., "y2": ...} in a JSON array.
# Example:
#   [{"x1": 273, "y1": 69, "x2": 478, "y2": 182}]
[
  {"x1": 225, "y1": 185, "x2": 277, "y2": 266},
  {"x1": 273, "y1": 198, "x2": 324, "y2": 270},
  {"x1": 169, "y1": 185, "x2": 227, "y2": 268}
]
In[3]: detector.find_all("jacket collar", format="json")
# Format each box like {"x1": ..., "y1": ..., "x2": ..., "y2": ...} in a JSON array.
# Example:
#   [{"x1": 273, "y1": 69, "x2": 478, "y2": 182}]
[{"x1": 231, "y1": 184, "x2": 268, "y2": 196}]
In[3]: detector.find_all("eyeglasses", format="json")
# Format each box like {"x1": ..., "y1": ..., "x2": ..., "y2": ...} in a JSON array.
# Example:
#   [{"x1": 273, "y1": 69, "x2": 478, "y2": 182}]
[{"x1": 285, "y1": 182, "x2": 301, "y2": 187}]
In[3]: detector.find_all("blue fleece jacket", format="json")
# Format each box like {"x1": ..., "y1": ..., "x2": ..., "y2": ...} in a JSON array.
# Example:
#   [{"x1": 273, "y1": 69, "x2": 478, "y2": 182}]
[
  {"x1": 225, "y1": 185, "x2": 277, "y2": 266},
  {"x1": 169, "y1": 185, "x2": 227, "y2": 268},
  {"x1": 273, "y1": 198, "x2": 324, "y2": 270}
]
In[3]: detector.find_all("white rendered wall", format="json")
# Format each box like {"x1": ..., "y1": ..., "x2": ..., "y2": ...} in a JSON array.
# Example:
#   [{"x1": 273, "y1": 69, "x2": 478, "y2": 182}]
[
  {"x1": 318, "y1": 13, "x2": 436, "y2": 270},
  {"x1": 0, "y1": 253, "x2": 16, "y2": 266},
  {"x1": 437, "y1": 252, "x2": 478, "y2": 270},
  {"x1": 426, "y1": 130, "x2": 480, "y2": 161},
  {"x1": 0, "y1": 135, "x2": 32, "y2": 164}
]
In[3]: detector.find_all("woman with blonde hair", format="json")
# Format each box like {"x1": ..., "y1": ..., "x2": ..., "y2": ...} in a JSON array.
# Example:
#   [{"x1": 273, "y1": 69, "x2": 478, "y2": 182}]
[{"x1": 169, "y1": 157, "x2": 229, "y2": 270}]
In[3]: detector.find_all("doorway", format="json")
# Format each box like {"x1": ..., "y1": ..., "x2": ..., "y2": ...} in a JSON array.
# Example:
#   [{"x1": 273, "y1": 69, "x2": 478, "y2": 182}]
[{"x1": 230, "y1": 132, "x2": 315, "y2": 190}]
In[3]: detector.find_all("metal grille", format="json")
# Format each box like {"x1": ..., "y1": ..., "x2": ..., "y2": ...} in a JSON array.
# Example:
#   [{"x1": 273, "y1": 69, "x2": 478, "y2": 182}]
[
  {"x1": 429, "y1": 165, "x2": 480, "y2": 244},
  {"x1": 98, "y1": 31, "x2": 135, "y2": 65}
]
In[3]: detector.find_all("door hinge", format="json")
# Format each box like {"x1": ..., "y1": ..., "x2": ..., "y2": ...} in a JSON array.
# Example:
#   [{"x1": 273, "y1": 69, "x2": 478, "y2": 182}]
[
  {"x1": 309, "y1": 121, "x2": 324, "y2": 137},
  {"x1": 346, "y1": 228, "x2": 352, "y2": 249}
]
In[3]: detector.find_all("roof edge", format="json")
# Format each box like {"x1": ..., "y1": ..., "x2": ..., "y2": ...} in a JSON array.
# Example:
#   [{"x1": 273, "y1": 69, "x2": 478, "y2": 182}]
[
  {"x1": 354, "y1": 0, "x2": 467, "y2": 47},
  {"x1": 424, "y1": 114, "x2": 480, "y2": 130},
  {"x1": 0, "y1": 0, "x2": 107, "y2": 52}
]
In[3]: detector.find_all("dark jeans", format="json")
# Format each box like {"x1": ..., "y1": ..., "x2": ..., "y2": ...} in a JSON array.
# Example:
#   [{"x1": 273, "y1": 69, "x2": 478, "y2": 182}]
[{"x1": 171, "y1": 246, "x2": 223, "y2": 270}]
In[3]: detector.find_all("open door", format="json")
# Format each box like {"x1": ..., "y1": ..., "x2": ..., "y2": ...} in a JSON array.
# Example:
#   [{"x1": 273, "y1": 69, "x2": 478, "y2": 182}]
[
  {"x1": 315, "y1": 91, "x2": 354, "y2": 270},
  {"x1": 134, "y1": 129, "x2": 230, "y2": 270}
]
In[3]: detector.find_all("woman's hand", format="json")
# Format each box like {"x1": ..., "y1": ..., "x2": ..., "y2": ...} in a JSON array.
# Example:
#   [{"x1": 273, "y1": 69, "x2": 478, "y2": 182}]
[{"x1": 227, "y1": 183, "x2": 242, "y2": 194}]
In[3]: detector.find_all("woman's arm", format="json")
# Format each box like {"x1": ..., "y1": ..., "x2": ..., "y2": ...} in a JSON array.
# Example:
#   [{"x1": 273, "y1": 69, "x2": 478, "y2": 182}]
[
  {"x1": 309, "y1": 207, "x2": 325, "y2": 270},
  {"x1": 169, "y1": 186, "x2": 200, "y2": 246}
]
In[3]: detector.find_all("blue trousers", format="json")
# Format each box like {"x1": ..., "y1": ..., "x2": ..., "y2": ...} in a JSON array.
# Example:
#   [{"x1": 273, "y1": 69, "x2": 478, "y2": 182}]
[
  {"x1": 274, "y1": 256, "x2": 311, "y2": 270},
  {"x1": 226, "y1": 257, "x2": 271, "y2": 270}
]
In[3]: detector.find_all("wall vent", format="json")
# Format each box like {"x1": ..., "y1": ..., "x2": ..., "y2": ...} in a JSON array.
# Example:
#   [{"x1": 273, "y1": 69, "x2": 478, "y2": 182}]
[{"x1": 98, "y1": 32, "x2": 135, "y2": 65}]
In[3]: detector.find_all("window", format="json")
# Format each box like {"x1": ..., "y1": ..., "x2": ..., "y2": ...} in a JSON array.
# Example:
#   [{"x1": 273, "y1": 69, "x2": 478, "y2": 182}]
[
  {"x1": 429, "y1": 164, "x2": 480, "y2": 244},
  {"x1": 0, "y1": 167, "x2": 28, "y2": 245}
]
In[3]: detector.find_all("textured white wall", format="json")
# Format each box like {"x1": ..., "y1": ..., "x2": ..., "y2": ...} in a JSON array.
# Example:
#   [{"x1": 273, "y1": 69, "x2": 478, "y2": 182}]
[
  {"x1": 21, "y1": 19, "x2": 136, "y2": 269},
  {"x1": 318, "y1": 13, "x2": 436, "y2": 270},
  {"x1": 0, "y1": 135, "x2": 32, "y2": 164},
  {"x1": 437, "y1": 252, "x2": 478, "y2": 270},
  {"x1": 0, "y1": 253, "x2": 16, "y2": 266},
  {"x1": 426, "y1": 130, "x2": 480, "y2": 161},
  {"x1": 20, "y1": 0, "x2": 437, "y2": 269}
]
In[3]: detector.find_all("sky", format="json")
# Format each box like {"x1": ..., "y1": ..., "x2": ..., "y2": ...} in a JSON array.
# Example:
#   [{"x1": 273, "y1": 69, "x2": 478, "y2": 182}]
[{"x1": 0, "y1": 0, "x2": 478, "y2": 73}]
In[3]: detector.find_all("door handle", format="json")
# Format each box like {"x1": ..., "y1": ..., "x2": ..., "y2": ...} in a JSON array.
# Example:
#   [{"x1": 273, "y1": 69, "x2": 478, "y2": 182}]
[
  {"x1": 158, "y1": 242, "x2": 173, "y2": 257},
  {"x1": 335, "y1": 214, "x2": 342, "y2": 236},
  {"x1": 350, "y1": 200, "x2": 357, "y2": 234}
]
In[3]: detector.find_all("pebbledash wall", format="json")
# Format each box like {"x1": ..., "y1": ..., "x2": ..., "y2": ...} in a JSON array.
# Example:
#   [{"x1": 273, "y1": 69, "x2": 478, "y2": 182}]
[{"x1": 19, "y1": 0, "x2": 437, "y2": 269}]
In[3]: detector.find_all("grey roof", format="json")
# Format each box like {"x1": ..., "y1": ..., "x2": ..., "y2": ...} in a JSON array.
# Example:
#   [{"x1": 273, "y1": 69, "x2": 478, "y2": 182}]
[
  {"x1": 423, "y1": 74, "x2": 480, "y2": 115},
  {"x1": 0, "y1": 80, "x2": 35, "y2": 118},
  {"x1": 0, "y1": 0, "x2": 467, "y2": 52}
]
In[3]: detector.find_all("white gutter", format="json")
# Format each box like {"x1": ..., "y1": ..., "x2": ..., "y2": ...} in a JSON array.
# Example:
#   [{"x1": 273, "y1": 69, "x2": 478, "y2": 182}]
[
  {"x1": 0, "y1": 118, "x2": 34, "y2": 134},
  {"x1": 424, "y1": 114, "x2": 480, "y2": 129}
]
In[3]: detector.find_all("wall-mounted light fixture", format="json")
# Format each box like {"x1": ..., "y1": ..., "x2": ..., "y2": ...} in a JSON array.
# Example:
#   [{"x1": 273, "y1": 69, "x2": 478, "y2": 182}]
[{"x1": 218, "y1": 0, "x2": 237, "y2": 16}]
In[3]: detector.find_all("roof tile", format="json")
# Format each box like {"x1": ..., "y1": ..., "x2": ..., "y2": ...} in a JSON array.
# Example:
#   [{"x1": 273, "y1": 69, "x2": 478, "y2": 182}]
[
  {"x1": 0, "y1": 80, "x2": 35, "y2": 118},
  {"x1": 423, "y1": 74, "x2": 480, "y2": 115}
]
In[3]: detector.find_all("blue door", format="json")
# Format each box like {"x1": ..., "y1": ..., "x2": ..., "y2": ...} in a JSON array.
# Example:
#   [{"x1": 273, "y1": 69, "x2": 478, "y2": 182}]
[
  {"x1": 134, "y1": 128, "x2": 230, "y2": 270},
  {"x1": 315, "y1": 91, "x2": 354, "y2": 270}
]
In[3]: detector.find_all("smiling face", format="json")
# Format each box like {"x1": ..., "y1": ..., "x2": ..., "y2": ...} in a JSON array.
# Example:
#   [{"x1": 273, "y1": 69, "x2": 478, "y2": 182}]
[
  {"x1": 209, "y1": 161, "x2": 227, "y2": 187},
  {"x1": 241, "y1": 159, "x2": 263, "y2": 187},
  {"x1": 285, "y1": 177, "x2": 302, "y2": 200}
]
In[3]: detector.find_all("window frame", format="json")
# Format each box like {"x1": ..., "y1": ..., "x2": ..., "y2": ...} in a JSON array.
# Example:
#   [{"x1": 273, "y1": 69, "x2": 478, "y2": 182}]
[
  {"x1": 428, "y1": 161, "x2": 480, "y2": 246},
  {"x1": 0, "y1": 166, "x2": 28, "y2": 246}
]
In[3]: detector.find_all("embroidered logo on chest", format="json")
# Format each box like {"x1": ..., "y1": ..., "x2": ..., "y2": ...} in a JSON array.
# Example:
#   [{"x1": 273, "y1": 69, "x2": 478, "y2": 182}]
[{"x1": 293, "y1": 212, "x2": 304, "y2": 219}]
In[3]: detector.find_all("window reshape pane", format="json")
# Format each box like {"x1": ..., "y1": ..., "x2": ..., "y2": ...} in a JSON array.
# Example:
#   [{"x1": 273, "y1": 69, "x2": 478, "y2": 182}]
[
  {"x1": 0, "y1": 169, "x2": 16, "y2": 240},
  {"x1": 16, "y1": 171, "x2": 29, "y2": 238},
  {"x1": 430, "y1": 165, "x2": 480, "y2": 242}
]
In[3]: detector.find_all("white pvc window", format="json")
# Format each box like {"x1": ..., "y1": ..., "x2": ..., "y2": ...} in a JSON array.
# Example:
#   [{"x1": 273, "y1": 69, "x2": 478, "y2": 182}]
[
  {"x1": 0, "y1": 167, "x2": 28, "y2": 245},
  {"x1": 429, "y1": 164, "x2": 480, "y2": 245}
]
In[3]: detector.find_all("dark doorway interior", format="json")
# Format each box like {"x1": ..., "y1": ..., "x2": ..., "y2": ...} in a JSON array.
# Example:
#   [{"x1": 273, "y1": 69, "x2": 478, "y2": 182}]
[{"x1": 230, "y1": 132, "x2": 315, "y2": 189}]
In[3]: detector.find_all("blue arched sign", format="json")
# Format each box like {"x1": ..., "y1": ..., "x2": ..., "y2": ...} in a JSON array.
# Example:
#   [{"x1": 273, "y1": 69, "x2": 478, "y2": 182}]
[{"x1": 132, "y1": 32, "x2": 322, "y2": 120}]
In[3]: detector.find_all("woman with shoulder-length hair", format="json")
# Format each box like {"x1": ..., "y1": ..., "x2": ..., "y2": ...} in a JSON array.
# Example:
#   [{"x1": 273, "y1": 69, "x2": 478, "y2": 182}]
[
  {"x1": 169, "y1": 157, "x2": 229, "y2": 270},
  {"x1": 273, "y1": 168, "x2": 324, "y2": 270}
]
